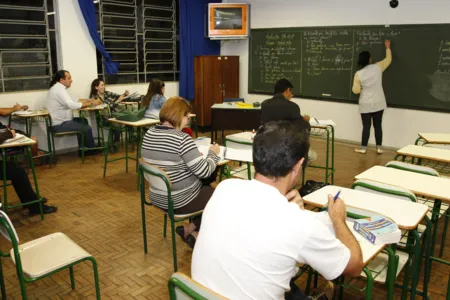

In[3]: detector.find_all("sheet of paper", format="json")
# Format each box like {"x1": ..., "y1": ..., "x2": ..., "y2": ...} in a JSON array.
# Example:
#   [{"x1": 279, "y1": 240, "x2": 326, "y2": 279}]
[
  {"x1": 309, "y1": 119, "x2": 336, "y2": 126},
  {"x1": 197, "y1": 145, "x2": 226, "y2": 160},
  {"x1": 13, "y1": 110, "x2": 34, "y2": 116},
  {"x1": 225, "y1": 147, "x2": 253, "y2": 162},
  {"x1": 123, "y1": 91, "x2": 140, "y2": 100},
  {"x1": 4, "y1": 133, "x2": 26, "y2": 144}
]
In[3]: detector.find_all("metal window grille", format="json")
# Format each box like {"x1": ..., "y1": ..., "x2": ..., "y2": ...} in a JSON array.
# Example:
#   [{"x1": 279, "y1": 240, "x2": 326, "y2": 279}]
[
  {"x1": 0, "y1": 0, "x2": 54, "y2": 93},
  {"x1": 97, "y1": 0, "x2": 178, "y2": 84}
]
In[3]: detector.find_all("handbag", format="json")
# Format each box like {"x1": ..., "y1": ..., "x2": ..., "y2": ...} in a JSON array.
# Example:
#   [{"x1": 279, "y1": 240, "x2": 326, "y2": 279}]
[
  {"x1": 112, "y1": 107, "x2": 147, "y2": 122},
  {"x1": 299, "y1": 180, "x2": 329, "y2": 197}
]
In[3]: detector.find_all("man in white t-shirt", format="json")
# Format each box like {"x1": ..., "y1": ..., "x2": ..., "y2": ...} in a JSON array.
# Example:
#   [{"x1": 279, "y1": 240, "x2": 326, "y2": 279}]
[
  {"x1": 192, "y1": 121, "x2": 363, "y2": 300},
  {"x1": 46, "y1": 70, "x2": 102, "y2": 150}
]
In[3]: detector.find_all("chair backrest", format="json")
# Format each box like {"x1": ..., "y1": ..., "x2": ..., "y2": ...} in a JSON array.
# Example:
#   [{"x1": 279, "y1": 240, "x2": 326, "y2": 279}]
[
  {"x1": 385, "y1": 161, "x2": 440, "y2": 177},
  {"x1": 0, "y1": 210, "x2": 19, "y2": 244},
  {"x1": 139, "y1": 158, "x2": 172, "y2": 192},
  {"x1": 168, "y1": 273, "x2": 228, "y2": 300},
  {"x1": 352, "y1": 179, "x2": 417, "y2": 202}
]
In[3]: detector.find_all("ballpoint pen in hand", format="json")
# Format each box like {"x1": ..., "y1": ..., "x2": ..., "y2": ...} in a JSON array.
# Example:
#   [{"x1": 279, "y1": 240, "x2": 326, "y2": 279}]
[{"x1": 325, "y1": 190, "x2": 341, "y2": 211}]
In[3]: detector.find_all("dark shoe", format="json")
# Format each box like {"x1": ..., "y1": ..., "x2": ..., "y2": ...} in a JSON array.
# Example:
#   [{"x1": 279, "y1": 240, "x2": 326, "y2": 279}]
[
  {"x1": 175, "y1": 226, "x2": 186, "y2": 241},
  {"x1": 42, "y1": 197, "x2": 48, "y2": 204},
  {"x1": 29, "y1": 204, "x2": 58, "y2": 216},
  {"x1": 185, "y1": 234, "x2": 197, "y2": 249}
]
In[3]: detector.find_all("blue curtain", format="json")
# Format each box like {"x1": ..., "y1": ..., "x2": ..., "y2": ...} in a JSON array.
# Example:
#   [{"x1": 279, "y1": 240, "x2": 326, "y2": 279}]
[
  {"x1": 179, "y1": 0, "x2": 221, "y2": 101},
  {"x1": 78, "y1": 0, "x2": 119, "y2": 75}
]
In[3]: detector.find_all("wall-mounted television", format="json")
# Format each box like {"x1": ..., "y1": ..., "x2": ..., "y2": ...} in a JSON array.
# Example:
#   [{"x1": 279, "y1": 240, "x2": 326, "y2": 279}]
[{"x1": 207, "y1": 3, "x2": 250, "y2": 40}]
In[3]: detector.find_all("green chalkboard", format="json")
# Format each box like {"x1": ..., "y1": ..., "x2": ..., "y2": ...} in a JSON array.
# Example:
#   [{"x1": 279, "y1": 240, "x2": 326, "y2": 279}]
[{"x1": 248, "y1": 24, "x2": 450, "y2": 113}]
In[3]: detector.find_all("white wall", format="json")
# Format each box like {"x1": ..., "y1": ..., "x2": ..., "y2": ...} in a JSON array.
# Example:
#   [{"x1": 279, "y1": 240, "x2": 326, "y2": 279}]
[
  {"x1": 0, "y1": 0, "x2": 178, "y2": 152},
  {"x1": 222, "y1": 0, "x2": 450, "y2": 148}
]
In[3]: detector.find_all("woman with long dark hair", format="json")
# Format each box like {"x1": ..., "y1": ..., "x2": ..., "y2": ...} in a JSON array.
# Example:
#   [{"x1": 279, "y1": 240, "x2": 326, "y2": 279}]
[
  {"x1": 352, "y1": 40, "x2": 392, "y2": 154},
  {"x1": 142, "y1": 79, "x2": 166, "y2": 119},
  {"x1": 89, "y1": 79, "x2": 138, "y2": 146}
]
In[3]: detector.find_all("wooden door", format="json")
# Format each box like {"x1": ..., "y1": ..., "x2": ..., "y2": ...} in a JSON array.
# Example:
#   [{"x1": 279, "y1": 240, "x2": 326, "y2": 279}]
[
  {"x1": 221, "y1": 56, "x2": 240, "y2": 100},
  {"x1": 194, "y1": 56, "x2": 223, "y2": 126}
]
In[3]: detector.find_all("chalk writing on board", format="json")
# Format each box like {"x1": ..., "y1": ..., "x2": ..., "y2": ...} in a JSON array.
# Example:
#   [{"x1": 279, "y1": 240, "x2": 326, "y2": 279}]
[
  {"x1": 430, "y1": 40, "x2": 450, "y2": 102},
  {"x1": 303, "y1": 30, "x2": 353, "y2": 76},
  {"x1": 355, "y1": 30, "x2": 401, "y2": 53},
  {"x1": 253, "y1": 32, "x2": 302, "y2": 85}
]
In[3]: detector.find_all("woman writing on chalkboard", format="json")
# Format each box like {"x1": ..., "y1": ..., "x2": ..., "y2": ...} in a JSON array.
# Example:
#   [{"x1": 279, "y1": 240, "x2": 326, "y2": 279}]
[{"x1": 352, "y1": 40, "x2": 392, "y2": 154}]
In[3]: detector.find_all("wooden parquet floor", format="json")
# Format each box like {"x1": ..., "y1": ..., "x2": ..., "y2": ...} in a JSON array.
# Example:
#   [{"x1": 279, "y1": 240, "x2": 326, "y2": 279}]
[{"x1": 0, "y1": 133, "x2": 449, "y2": 299}]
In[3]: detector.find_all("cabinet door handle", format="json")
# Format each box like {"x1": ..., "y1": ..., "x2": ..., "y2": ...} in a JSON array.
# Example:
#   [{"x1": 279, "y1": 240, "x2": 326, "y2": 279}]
[
  {"x1": 218, "y1": 57, "x2": 222, "y2": 60},
  {"x1": 218, "y1": 84, "x2": 222, "y2": 88}
]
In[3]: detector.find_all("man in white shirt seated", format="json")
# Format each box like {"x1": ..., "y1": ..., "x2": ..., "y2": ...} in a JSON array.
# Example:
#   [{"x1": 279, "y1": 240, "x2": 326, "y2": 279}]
[
  {"x1": 192, "y1": 121, "x2": 363, "y2": 300},
  {"x1": 46, "y1": 70, "x2": 102, "y2": 150}
]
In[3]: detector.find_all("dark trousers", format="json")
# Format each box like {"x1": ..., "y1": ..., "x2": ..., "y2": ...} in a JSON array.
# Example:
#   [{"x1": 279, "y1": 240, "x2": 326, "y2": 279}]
[
  {"x1": 0, "y1": 161, "x2": 39, "y2": 210},
  {"x1": 166, "y1": 168, "x2": 219, "y2": 229},
  {"x1": 53, "y1": 117, "x2": 96, "y2": 148},
  {"x1": 360, "y1": 110, "x2": 384, "y2": 147}
]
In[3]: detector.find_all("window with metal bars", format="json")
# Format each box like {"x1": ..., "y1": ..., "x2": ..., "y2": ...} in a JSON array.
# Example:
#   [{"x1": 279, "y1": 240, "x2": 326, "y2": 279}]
[
  {"x1": 0, "y1": 0, "x2": 58, "y2": 93},
  {"x1": 96, "y1": 0, "x2": 179, "y2": 85}
]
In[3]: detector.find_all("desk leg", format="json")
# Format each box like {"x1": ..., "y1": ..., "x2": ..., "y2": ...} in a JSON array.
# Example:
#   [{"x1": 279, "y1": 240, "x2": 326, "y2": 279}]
[
  {"x1": 2, "y1": 150, "x2": 7, "y2": 214},
  {"x1": 401, "y1": 231, "x2": 415, "y2": 300},
  {"x1": 431, "y1": 200, "x2": 442, "y2": 257},
  {"x1": 26, "y1": 118, "x2": 31, "y2": 137},
  {"x1": 385, "y1": 246, "x2": 398, "y2": 300},
  {"x1": 103, "y1": 128, "x2": 113, "y2": 178},
  {"x1": 410, "y1": 230, "x2": 421, "y2": 299},
  {"x1": 422, "y1": 216, "x2": 432, "y2": 299},
  {"x1": 125, "y1": 125, "x2": 129, "y2": 173},
  {"x1": 136, "y1": 127, "x2": 141, "y2": 172},
  {"x1": 325, "y1": 127, "x2": 330, "y2": 184},
  {"x1": 331, "y1": 126, "x2": 335, "y2": 184},
  {"x1": 95, "y1": 111, "x2": 102, "y2": 147},
  {"x1": 81, "y1": 111, "x2": 86, "y2": 164},
  {"x1": 362, "y1": 267, "x2": 374, "y2": 300},
  {"x1": 26, "y1": 146, "x2": 43, "y2": 220}
]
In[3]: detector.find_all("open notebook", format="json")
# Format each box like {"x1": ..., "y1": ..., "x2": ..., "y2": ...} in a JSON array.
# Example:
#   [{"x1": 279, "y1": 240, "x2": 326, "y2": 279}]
[{"x1": 197, "y1": 145, "x2": 253, "y2": 162}]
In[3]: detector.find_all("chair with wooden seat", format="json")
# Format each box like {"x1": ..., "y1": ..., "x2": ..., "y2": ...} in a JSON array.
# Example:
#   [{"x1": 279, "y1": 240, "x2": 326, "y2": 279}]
[
  {"x1": 168, "y1": 272, "x2": 227, "y2": 300},
  {"x1": 385, "y1": 160, "x2": 449, "y2": 257},
  {"x1": 139, "y1": 158, "x2": 203, "y2": 272},
  {"x1": 0, "y1": 210, "x2": 100, "y2": 300}
]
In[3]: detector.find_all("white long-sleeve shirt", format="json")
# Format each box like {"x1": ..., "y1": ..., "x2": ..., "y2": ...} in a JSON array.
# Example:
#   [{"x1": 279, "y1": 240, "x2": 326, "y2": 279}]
[
  {"x1": 46, "y1": 82, "x2": 82, "y2": 126},
  {"x1": 352, "y1": 49, "x2": 392, "y2": 114}
]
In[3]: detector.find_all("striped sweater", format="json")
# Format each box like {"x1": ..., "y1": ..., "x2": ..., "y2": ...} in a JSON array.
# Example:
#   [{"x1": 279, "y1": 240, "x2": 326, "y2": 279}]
[{"x1": 141, "y1": 125, "x2": 220, "y2": 209}]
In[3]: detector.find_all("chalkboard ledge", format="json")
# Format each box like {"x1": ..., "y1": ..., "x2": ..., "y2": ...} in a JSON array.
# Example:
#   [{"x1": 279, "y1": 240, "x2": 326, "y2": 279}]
[{"x1": 248, "y1": 91, "x2": 450, "y2": 114}]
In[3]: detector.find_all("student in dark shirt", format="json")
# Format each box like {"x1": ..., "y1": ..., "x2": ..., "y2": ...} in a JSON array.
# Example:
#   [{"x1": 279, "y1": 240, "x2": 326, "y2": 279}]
[
  {"x1": 261, "y1": 79, "x2": 317, "y2": 164},
  {"x1": 0, "y1": 105, "x2": 57, "y2": 215}
]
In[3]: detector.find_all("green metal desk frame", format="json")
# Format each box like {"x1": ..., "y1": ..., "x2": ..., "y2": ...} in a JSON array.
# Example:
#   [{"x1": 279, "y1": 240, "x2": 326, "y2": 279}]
[
  {"x1": 0, "y1": 145, "x2": 44, "y2": 220},
  {"x1": 302, "y1": 125, "x2": 335, "y2": 186},
  {"x1": 79, "y1": 109, "x2": 107, "y2": 164},
  {"x1": 8, "y1": 114, "x2": 53, "y2": 165}
]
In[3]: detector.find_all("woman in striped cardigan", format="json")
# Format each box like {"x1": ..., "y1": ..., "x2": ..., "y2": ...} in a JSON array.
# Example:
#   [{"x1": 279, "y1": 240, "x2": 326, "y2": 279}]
[{"x1": 141, "y1": 96, "x2": 220, "y2": 248}]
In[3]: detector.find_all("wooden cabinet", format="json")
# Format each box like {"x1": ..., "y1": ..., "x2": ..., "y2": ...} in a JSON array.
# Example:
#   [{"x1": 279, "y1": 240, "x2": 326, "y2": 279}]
[{"x1": 194, "y1": 55, "x2": 239, "y2": 127}]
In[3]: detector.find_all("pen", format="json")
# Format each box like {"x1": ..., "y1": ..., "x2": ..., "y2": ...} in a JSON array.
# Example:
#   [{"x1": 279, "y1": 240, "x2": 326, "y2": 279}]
[
  {"x1": 325, "y1": 190, "x2": 341, "y2": 211},
  {"x1": 314, "y1": 117, "x2": 319, "y2": 124}
]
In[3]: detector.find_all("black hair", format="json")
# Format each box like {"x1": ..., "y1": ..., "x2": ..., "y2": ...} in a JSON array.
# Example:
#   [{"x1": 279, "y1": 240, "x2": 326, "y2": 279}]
[
  {"x1": 358, "y1": 51, "x2": 371, "y2": 68},
  {"x1": 50, "y1": 70, "x2": 69, "y2": 87},
  {"x1": 89, "y1": 78, "x2": 104, "y2": 98},
  {"x1": 274, "y1": 78, "x2": 293, "y2": 94},
  {"x1": 253, "y1": 121, "x2": 310, "y2": 178}
]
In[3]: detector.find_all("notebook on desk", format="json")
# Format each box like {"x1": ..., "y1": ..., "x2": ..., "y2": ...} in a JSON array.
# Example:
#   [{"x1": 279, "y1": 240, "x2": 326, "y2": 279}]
[
  {"x1": 12, "y1": 110, "x2": 34, "y2": 116},
  {"x1": 3, "y1": 133, "x2": 26, "y2": 144}
]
